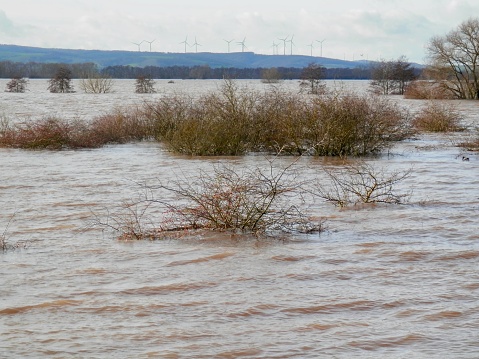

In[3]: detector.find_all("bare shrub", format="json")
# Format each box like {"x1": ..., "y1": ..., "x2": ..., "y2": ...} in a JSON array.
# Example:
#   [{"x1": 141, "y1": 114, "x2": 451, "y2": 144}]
[
  {"x1": 93, "y1": 159, "x2": 322, "y2": 239},
  {"x1": 252, "y1": 88, "x2": 308, "y2": 155},
  {"x1": 305, "y1": 93, "x2": 411, "y2": 156},
  {"x1": 5, "y1": 77, "x2": 28, "y2": 93},
  {"x1": 412, "y1": 101, "x2": 465, "y2": 132},
  {"x1": 459, "y1": 131, "x2": 479, "y2": 151},
  {"x1": 1, "y1": 214, "x2": 29, "y2": 252},
  {"x1": 0, "y1": 115, "x2": 144, "y2": 150},
  {"x1": 80, "y1": 75, "x2": 114, "y2": 93},
  {"x1": 404, "y1": 80, "x2": 454, "y2": 99},
  {"x1": 145, "y1": 80, "x2": 260, "y2": 155},
  {"x1": 143, "y1": 94, "x2": 195, "y2": 141},
  {"x1": 141, "y1": 81, "x2": 410, "y2": 157},
  {"x1": 315, "y1": 161, "x2": 411, "y2": 207},
  {"x1": 89, "y1": 107, "x2": 152, "y2": 144},
  {"x1": 1, "y1": 117, "x2": 74, "y2": 149},
  {"x1": 261, "y1": 68, "x2": 282, "y2": 83}
]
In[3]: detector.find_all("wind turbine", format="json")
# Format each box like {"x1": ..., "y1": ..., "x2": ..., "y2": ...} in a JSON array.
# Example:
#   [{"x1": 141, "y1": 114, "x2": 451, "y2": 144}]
[
  {"x1": 316, "y1": 39, "x2": 326, "y2": 57},
  {"x1": 223, "y1": 39, "x2": 234, "y2": 53},
  {"x1": 237, "y1": 37, "x2": 247, "y2": 52},
  {"x1": 192, "y1": 37, "x2": 201, "y2": 53},
  {"x1": 180, "y1": 36, "x2": 189, "y2": 53},
  {"x1": 144, "y1": 39, "x2": 156, "y2": 52},
  {"x1": 132, "y1": 40, "x2": 144, "y2": 52},
  {"x1": 288, "y1": 34, "x2": 295, "y2": 55},
  {"x1": 271, "y1": 41, "x2": 279, "y2": 55},
  {"x1": 307, "y1": 41, "x2": 314, "y2": 57},
  {"x1": 278, "y1": 36, "x2": 288, "y2": 55}
]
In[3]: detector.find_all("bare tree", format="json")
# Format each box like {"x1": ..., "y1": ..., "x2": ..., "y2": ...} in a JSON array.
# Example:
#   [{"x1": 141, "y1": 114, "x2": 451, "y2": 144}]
[
  {"x1": 370, "y1": 56, "x2": 417, "y2": 95},
  {"x1": 80, "y1": 73, "x2": 114, "y2": 93},
  {"x1": 48, "y1": 66, "x2": 74, "y2": 93},
  {"x1": 426, "y1": 17, "x2": 479, "y2": 99}
]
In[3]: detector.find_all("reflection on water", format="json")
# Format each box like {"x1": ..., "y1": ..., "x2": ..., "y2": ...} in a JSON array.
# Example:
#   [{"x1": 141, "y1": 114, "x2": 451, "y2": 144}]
[{"x1": 1, "y1": 80, "x2": 478, "y2": 358}]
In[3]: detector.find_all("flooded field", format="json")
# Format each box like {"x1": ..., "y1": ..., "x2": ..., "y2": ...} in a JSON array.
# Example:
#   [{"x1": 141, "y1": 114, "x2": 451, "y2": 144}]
[{"x1": 1, "y1": 80, "x2": 478, "y2": 358}]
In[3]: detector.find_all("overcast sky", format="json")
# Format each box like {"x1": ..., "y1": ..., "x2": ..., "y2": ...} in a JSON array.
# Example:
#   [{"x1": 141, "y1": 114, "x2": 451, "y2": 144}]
[{"x1": 1, "y1": 0, "x2": 477, "y2": 63}]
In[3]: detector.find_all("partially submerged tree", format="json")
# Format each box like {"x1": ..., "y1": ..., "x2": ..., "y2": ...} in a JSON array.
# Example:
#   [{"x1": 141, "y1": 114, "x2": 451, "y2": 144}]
[
  {"x1": 300, "y1": 63, "x2": 325, "y2": 94},
  {"x1": 426, "y1": 17, "x2": 479, "y2": 99},
  {"x1": 135, "y1": 75, "x2": 156, "y2": 93},
  {"x1": 80, "y1": 73, "x2": 114, "y2": 93},
  {"x1": 48, "y1": 66, "x2": 74, "y2": 93},
  {"x1": 369, "y1": 56, "x2": 417, "y2": 95},
  {"x1": 5, "y1": 77, "x2": 28, "y2": 93},
  {"x1": 261, "y1": 68, "x2": 282, "y2": 83}
]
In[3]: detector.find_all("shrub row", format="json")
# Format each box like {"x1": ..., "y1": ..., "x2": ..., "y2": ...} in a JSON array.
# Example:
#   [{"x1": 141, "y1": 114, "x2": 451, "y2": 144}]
[
  {"x1": 0, "y1": 109, "x2": 151, "y2": 150},
  {"x1": 143, "y1": 80, "x2": 412, "y2": 156}
]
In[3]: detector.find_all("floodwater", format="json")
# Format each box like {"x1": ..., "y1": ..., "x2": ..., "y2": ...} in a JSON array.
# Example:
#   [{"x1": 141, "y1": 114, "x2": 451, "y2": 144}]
[{"x1": 1, "y1": 79, "x2": 478, "y2": 358}]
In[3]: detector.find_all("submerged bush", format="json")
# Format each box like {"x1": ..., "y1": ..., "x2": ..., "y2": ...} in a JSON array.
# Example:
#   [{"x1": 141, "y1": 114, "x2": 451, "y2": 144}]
[
  {"x1": 0, "y1": 117, "x2": 78, "y2": 149},
  {"x1": 94, "y1": 159, "x2": 322, "y2": 239},
  {"x1": 459, "y1": 131, "x2": 479, "y2": 151},
  {"x1": 315, "y1": 161, "x2": 412, "y2": 207},
  {"x1": 142, "y1": 81, "x2": 410, "y2": 156},
  {"x1": 90, "y1": 107, "x2": 152, "y2": 144},
  {"x1": 412, "y1": 101, "x2": 465, "y2": 132},
  {"x1": 0, "y1": 110, "x2": 152, "y2": 150},
  {"x1": 304, "y1": 93, "x2": 410, "y2": 156},
  {"x1": 404, "y1": 81, "x2": 454, "y2": 100}
]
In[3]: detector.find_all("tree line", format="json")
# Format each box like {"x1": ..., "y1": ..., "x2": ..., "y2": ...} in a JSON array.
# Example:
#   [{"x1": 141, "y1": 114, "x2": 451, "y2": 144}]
[{"x1": 0, "y1": 61, "x2": 372, "y2": 80}]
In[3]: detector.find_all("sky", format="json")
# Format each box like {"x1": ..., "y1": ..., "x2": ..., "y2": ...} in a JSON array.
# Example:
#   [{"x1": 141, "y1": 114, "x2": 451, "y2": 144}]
[{"x1": 1, "y1": 0, "x2": 478, "y2": 64}]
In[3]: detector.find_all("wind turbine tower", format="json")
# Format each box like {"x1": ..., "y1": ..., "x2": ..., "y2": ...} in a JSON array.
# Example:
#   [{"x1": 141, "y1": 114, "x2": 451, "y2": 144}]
[
  {"x1": 271, "y1": 41, "x2": 279, "y2": 55},
  {"x1": 223, "y1": 39, "x2": 234, "y2": 53},
  {"x1": 144, "y1": 39, "x2": 156, "y2": 52},
  {"x1": 288, "y1": 35, "x2": 295, "y2": 55},
  {"x1": 307, "y1": 41, "x2": 314, "y2": 56},
  {"x1": 237, "y1": 37, "x2": 247, "y2": 52},
  {"x1": 192, "y1": 37, "x2": 201, "y2": 53},
  {"x1": 132, "y1": 40, "x2": 144, "y2": 52},
  {"x1": 180, "y1": 36, "x2": 189, "y2": 53},
  {"x1": 278, "y1": 36, "x2": 288, "y2": 55},
  {"x1": 316, "y1": 39, "x2": 326, "y2": 57}
]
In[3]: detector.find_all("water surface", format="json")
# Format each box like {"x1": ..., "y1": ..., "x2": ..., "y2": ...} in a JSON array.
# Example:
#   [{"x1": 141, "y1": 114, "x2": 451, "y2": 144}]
[{"x1": 1, "y1": 80, "x2": 478, "y2": 358}]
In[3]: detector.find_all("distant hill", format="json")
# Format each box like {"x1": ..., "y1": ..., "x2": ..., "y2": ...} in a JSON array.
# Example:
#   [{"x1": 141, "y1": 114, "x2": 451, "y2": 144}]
[{"x1": 0, "y1": 44, "x2": 371, "y2": 69}]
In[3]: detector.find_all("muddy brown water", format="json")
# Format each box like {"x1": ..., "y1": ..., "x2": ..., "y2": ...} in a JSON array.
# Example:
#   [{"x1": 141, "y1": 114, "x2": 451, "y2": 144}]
[{"x1": 1, "y1": 80, "x2": 478, "y2": 358}]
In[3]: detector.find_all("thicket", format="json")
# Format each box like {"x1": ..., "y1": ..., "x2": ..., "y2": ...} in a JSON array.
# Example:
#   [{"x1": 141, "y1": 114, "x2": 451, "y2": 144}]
[
  {"x1": 0, "y1": 111, "x2": 151, "y2": 150},
  {"x1": 143, "y1": 80, "x2": 411, "y2": 156}
]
